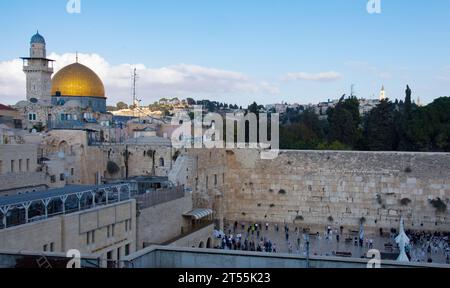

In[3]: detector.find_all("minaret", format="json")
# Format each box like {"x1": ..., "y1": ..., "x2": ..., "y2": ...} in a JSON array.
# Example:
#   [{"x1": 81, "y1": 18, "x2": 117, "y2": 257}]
[
  {"x1": 379, "y1": 85, "x2": 386, "y2": 101},
  {"x1": 21, "y1": 31, "x2": 54, "y2": 103},
  {"x1": 416, "y1": 97, "x2": 422, "y2": 107}
]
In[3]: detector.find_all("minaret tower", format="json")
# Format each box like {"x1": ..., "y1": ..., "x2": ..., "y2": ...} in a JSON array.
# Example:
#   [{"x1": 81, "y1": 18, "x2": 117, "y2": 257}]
[
  {"x1": 21, "y1": 31, "x2": 54, "y2": 103},
  {"x1": 379, "y1": 85, "x2": 386, "y2": 101}
]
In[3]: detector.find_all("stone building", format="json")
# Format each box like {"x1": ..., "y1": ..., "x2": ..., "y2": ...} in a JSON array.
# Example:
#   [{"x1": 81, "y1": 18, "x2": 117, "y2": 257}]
[
  {"x1": 21, "y1": 31, "x2": 54, "y2": 104},
  {"x1": 0, "y1": 184, "x2": 137, "y2": 267},
  {"x1": 0, "y1": 144, "x2": 47, "y2": 197},
  {"x1": 0, "y1": 105, "x2": 22, "y2": 130},
  {"x1": 15, "y1": 32, "x2": 109, "y2": 131}
]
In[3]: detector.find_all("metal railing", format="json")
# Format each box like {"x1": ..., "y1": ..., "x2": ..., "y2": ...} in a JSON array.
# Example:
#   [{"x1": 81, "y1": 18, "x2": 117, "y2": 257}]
[{"x1": 135, "y1": 186, "x2": 185, "y2": 210}]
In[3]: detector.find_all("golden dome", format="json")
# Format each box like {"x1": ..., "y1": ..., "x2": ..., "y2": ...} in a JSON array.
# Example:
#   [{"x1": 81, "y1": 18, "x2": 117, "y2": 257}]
[{"x1": 51, "y1": 62, "x2": 106, "y2": 98}]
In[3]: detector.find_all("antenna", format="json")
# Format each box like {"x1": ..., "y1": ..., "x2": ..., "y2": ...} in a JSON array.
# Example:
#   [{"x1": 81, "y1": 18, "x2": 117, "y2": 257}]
[{"x1": 132, "y1": 68, "x2": 139, "y2": 117}]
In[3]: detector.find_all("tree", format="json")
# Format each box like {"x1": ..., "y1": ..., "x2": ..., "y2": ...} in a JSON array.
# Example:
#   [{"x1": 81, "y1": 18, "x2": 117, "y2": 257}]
[
  {"x1": 327, "y1": 97, "x2": 361, "y2": 148},
  {"x1": 186, "y1": 98, "x2": 196, "y2": 105},
  {"x1": 397, "y1": 85, "x2": 421, "y2": 151},
  {"x1": 280, "y1": 108, "x2": 326, "y2": 150},
  {"x1": 116, "y1": 101, "x2": 128, "y2": 110},
  {"x1": 363, "y1": 99, "x2": 397, "y2": 151}
]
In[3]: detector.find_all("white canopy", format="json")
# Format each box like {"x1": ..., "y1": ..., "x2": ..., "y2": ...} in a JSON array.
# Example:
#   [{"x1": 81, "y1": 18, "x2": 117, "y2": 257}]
[{"x1": 183, "y1": 208, "x2": 213, "y2": 220}]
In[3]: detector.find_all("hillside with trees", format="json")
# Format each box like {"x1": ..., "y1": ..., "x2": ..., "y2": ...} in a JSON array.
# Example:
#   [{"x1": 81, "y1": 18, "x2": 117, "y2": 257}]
[{"x1": 279, "y1": 86, "x2": 450, "y2": 152}]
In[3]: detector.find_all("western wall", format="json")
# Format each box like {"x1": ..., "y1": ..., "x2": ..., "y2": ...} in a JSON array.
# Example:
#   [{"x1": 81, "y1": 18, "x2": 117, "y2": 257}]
[{"x1": 186, "y1": 149, "x2": 450, "y2": 232}]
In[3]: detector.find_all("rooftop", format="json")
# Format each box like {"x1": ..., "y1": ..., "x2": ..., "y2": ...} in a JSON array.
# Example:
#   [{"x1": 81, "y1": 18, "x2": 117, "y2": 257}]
[
  {"x1": 0, "y1": 184, "x2": 116, "y2": 207},
  {"x1": 0, "y1": 104, "x2": 16, "y2": 112}
]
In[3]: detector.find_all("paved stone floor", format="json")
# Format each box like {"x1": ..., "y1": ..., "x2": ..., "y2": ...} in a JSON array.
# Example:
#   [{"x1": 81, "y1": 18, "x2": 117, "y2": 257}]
[{"x1": 223, "y1": 221, "x2": 450, "y2": 265}]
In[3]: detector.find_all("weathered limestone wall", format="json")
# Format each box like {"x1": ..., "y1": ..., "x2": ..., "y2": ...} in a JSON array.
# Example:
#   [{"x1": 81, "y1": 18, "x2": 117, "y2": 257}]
[
  {"x1": 188, "y1": 149, "x2": 450, "y2": 231},
  {"x1": 185, "y1": 149, "x2": 227, "y2": 228},
  {"x1": 0, "y1": 144, "x2": 47, "y2": 195},
  {"x1": 42, "y1": 130, "x2": 173, "y2": 185},
  {"x1": 136, "y1": 194, "x2": 192, "y2": 249},
  {"x1": 168, "y1": 224, "x2": 215, "y2": 249},
  {"x1": 99, "y1": 145, "x2": 173, "y2": 180}
]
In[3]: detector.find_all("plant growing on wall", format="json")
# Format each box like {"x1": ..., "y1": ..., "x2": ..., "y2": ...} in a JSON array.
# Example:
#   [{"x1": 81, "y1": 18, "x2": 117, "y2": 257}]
[
  {"x1": 400, "y1": 198, "x2": 412, "y2": 206},
  {"x1": 376, "y1": 194, "x2": 383, "y2": 205},
  {"x1": 429, "y1": 198, "x2": 447, "y2": 213},
  {"x1": 106, "y1": 161, "x2": 120, "y2": 175},
  {"x1": 296, "y1": 215, "x2": 304, "y2": 221},
  {"x1": 328, "y1": 216, "x2": 334, "y2": 222}
]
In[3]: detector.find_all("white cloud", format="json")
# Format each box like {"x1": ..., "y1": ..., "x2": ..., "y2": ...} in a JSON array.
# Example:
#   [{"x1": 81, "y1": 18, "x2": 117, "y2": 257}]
[
  {"x1": 0, "y1": 59, "x2": 25, "y2": 102},
  {"x1": 282, "y1": 71, "x2": 342, "y2": 82},
  {"x1": 0, "y1": 53, "x2": 279, "y2": 105}
]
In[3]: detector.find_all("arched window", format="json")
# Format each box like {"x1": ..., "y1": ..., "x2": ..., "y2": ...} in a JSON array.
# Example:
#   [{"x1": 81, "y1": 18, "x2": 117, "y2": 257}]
[{"x1": 58, "y1": 141, "x2": 69, "y2": 156}]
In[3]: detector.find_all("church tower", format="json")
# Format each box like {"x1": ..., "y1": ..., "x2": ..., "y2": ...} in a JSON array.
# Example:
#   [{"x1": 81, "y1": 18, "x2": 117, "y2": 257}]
[
  {"x1": 379, "y1": 85, "x2": 386, "y2": 101},
  {"x1": 21, "y1": 31, "x2": 54, "y2": 103}
]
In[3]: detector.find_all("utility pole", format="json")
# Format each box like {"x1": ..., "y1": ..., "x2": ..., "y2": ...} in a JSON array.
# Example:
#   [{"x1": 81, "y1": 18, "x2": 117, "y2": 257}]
[
  {"x1": 132, "y1": 68, "x2": 138, "y2": 118},
  {"x1": 306, "y1": 234, "x2": 310, "y2": 268}
]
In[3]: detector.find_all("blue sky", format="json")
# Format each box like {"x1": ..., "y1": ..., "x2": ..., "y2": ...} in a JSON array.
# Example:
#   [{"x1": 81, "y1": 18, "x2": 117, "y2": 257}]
[{"x1": 0, "y1": 0, "x2": 449, "y2": 106}]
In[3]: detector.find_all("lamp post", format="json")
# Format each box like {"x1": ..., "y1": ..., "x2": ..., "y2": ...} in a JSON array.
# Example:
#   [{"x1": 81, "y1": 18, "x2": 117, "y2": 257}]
[{"x1": 306, "y1": 233, "x2": 310, "y2": 268}]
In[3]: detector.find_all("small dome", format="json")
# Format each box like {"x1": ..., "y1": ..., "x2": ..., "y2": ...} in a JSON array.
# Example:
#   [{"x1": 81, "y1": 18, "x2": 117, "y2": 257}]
[{"x1": 31, "y1": 31, "x2": 46, "y2": 45}]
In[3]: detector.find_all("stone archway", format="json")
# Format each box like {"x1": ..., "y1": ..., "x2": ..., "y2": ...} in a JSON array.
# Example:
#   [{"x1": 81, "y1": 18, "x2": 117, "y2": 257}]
[
  {"x1": 206, "y1": 237, "x2": 212, "y2": 248},
  {"x1": 198, "y1": 241, "x2": 205, "y2": 248},
  {"x1": 58, "y1": 141, "x2": 69, "y2": 156}
]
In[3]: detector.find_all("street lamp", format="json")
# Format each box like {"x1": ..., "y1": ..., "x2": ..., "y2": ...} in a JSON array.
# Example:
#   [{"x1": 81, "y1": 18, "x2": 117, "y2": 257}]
[{"x1": 305, "y1": 233, "x2": 310, "y2": 268}]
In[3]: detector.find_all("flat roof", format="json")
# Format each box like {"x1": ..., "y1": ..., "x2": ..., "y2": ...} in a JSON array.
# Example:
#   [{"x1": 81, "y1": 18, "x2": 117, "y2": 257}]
[{"x1": 0, "y1": 184, "x2": 128, "y2": 207}]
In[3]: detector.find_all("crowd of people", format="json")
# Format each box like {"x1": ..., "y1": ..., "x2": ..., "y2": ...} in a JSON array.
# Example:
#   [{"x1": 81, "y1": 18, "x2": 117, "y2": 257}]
[
  {"x1": 213, "y1": 221, "x2": 450, "y2": 265},
  {"x1": 406, "y1": 230, "x2": 450, "y2": 264},
  {"x1": 215, "y1": 222, "x2": 279, "y2": 253}
]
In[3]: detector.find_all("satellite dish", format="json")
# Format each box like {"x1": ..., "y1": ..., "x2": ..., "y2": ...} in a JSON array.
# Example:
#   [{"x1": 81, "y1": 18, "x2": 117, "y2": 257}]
[{"x1": 30, "y1": 98, "x2": 38, "y2": 103}]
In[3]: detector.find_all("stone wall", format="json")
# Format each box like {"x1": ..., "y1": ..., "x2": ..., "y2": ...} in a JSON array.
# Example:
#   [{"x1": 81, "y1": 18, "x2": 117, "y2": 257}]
[
  {"x1": 136, "y1": 194, "x2": 192, "y2": 249},
  {"x1": 187, "y1": 149, "x2": 450, "y2": 232},
  {"x1": 168, "y1": 224, "x2": 215, "y2": 249},
  {"x1": 41, "y1": 130, "x2": 173, "y2": 185},
  {"x1": 0, "y1": 144, "x2": 47, "y2": 195},
  {"x1": 124, "y1": 246, "x2": 450, "y2": 268}
]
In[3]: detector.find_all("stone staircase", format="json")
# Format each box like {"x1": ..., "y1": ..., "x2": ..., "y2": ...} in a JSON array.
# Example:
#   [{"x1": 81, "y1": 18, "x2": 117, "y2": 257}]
[{"x1": 169, "y1": 154, "x2": 195, "y2": 186}]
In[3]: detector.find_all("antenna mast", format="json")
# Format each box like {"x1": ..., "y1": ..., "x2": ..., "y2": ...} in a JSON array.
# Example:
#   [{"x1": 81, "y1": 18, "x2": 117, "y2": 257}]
[{"x1": 132, "y1": 68, "x2": 138, "y2": 117}]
